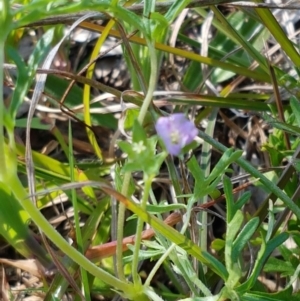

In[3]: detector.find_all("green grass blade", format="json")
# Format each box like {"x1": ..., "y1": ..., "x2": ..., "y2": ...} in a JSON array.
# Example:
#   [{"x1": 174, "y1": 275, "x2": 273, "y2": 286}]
[
  {"x1": 101, "y1": 185, "x2": 228, "y2": 280},
  {"x1": 254, "y1": 5, "x2": 300, "y2": 66}
]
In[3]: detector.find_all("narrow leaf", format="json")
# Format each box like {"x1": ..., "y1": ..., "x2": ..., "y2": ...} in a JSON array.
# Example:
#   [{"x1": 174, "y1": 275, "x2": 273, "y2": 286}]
[{"x1": 232, "y1": 217, "x2": 259, "y2": 260}]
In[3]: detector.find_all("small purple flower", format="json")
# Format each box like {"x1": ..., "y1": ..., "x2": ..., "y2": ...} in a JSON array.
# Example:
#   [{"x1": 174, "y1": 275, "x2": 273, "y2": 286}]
[{"x1": 155, "y1": 113, "x2": 198, "y2": 156}]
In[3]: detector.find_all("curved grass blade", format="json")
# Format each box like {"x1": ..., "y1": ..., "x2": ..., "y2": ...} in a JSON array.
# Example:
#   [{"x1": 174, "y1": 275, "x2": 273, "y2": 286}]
[
  {"x1": 254, "y1": 5, "x2": 300, "y2": 66},
  {"x1": 169, "y1": 94, "x2": 271, "y2": 111},
  {"x1": 80, "y1": 22, "x2": 270, "y2": 82},
  {"x1": 100, "y1": 185, "x2": 228, "y2": 280},
  {"x1": 0, "y1": 182, "x2": 51, "y2": 268}
]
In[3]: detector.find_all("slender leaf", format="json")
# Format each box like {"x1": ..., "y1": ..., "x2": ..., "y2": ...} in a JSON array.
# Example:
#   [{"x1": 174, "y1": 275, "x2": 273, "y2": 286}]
[
  {"x1": 232, "y1": 217, "x2": 259, "y2": 260},
  {"x1": 236, "y1": 232, "x2": 289, "y2": 292}
]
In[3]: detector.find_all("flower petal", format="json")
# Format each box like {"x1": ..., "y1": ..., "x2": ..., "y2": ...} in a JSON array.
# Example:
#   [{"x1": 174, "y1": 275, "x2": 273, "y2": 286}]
[{"x1": 155, "y1": 113, "x2": 198, "y2": 156}]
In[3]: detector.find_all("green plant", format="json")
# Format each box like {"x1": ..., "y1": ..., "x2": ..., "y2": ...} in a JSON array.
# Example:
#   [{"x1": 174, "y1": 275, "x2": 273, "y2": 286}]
[{"x1": 1, "y1": 0, "x2": 300, "y2": 300}]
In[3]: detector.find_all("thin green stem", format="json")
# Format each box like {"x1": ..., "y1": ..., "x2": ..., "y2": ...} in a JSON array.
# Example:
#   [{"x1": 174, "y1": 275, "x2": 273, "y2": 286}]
[
  {"x1": 137, "y1": 38, "x2": 157, "y2": 124},
  {"x1": 0, "y1": 0, "x2": 10, "y2": 180},
  {"x1": 10, "y1": 176, "x2": 133, "y2": 294},
  {"x1": 116, "y1": 173, "x2": 130, "y2": 281},
  {"x1": 0, "y1": 39, "x2": 6, "y2": 180},
  {"x1": 69, "y1": 122, "x2": 91, "y2": 301},
  {"x1": 145, "y1": 242, "x2": 176, "y2": 286},
  {"x1": 146, "y1": 199, "x2": 193, "y2": 285},
  {"x1": 132, "y1": 36, "x2": 158, "y2": 284},
  {"x1": 165, "y1": 156, "x2": 183, "y2": 202},
  {"x1": 132, "y1": 176, "x2": 153, "y2": 284},
  {"x1": 117, "y1": 35, "x2": 158, "y2": 282}
]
